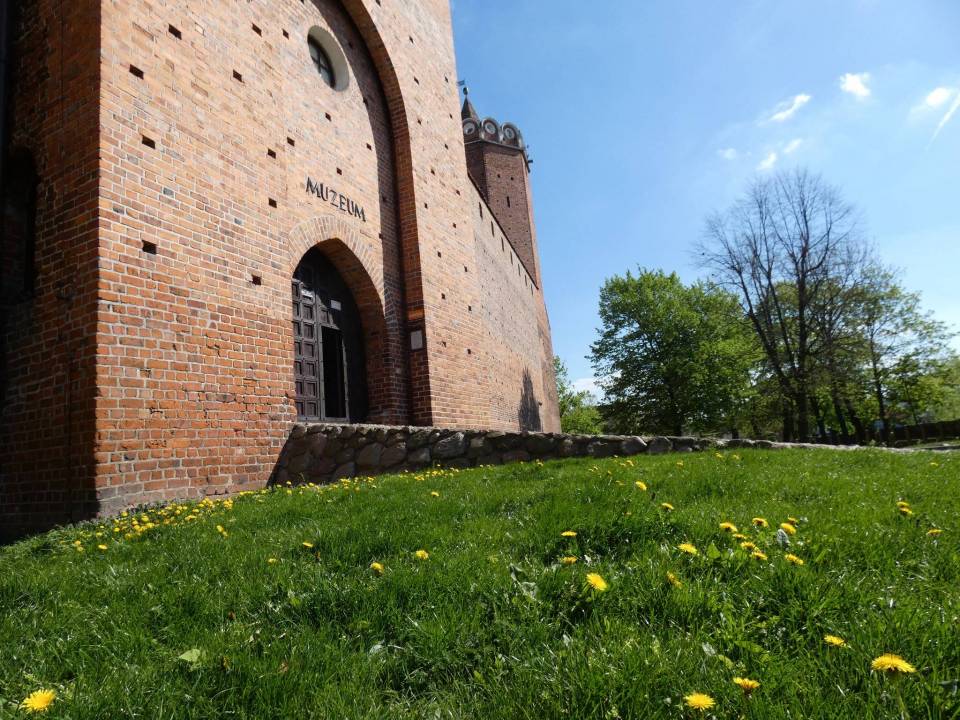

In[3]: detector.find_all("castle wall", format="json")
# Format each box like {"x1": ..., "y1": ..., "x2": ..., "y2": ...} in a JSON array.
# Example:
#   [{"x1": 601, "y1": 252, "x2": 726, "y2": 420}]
[
  {"x1": 2, "y1": 0, "x2": 561, "y2": 536},
  {"x1": 0, "y1": 0, "x2": 103, "y2": 541},
  {"x1": 92, "y1": 0, "x2": 411, "y2": 513},
  {"x1": 470, "y1": 184, "x2": 559, "y2": 432}
]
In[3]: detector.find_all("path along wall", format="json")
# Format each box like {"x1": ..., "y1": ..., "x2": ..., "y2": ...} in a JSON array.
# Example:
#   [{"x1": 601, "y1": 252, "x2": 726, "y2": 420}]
[{"x1": 271, "y1": 423, "x2": 865, "y2": 484}]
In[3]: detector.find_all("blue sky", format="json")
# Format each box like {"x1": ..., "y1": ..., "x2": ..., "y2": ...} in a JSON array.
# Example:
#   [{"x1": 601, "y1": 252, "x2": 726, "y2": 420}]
[{"x1": 451, "y1": 1, "x2": 960, "y2": 393}]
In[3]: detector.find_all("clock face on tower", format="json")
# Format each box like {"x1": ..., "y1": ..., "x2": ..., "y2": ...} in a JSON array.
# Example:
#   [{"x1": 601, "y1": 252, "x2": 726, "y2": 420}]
[
  {"x1": 503, "y1": 127, "x2": 516, "y2": 140},
  {"x1": 483, "y1": 121, "x2": 497, "y2": 135},
  {"x1": 463, "y1": 121, "x2": 477, "y2": 135}
]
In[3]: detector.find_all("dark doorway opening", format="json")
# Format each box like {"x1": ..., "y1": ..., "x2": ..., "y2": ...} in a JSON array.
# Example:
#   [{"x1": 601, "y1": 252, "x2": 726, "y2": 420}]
[{"x1": 292, "y1": 248, "x2": 367, "y2": 423}]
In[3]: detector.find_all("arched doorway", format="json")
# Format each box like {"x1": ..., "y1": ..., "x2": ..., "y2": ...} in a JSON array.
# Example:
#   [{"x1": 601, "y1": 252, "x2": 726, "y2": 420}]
[{"x1": 292, "y1": 247, "x2": 367, "y2": 423}]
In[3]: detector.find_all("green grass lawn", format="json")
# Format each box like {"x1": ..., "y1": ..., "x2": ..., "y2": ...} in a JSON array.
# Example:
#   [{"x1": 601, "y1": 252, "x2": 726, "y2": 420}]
[{"x1": 1, "y1": 449, "x2": 958, "y2": 719}]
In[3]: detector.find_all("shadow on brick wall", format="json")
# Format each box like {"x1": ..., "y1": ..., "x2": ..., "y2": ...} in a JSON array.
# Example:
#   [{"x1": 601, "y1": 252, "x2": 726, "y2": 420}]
[{"x1": 518, "y1": 368, "x2": 542, "y2": 432}]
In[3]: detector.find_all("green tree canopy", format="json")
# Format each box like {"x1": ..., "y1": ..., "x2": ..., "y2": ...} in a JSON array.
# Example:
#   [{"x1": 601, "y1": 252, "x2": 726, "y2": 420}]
[
  {"x1": 590, "y1": 269, "x2": 759, "y2": 436},
  {"x1": 553, "y1": 357, "x2": 603, "y2": 435}
]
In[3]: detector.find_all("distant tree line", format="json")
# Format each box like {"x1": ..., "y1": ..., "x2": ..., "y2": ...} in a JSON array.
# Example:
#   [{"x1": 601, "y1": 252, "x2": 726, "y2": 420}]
[{"x1": 560, "y1": 168, "x2": 959, "y2": 444}]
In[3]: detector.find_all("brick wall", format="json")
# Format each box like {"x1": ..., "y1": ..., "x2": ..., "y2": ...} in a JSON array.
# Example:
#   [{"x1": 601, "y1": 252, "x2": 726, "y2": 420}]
[
  {"x1": 465, "y1": 141, "x2": 540, "y2": 285},
  {"x1": 1, "y1": 0, "x2": 560, "y2": 537},
  {"x1": 0, "y1": 0, "x2": 103, "y2": 541}
]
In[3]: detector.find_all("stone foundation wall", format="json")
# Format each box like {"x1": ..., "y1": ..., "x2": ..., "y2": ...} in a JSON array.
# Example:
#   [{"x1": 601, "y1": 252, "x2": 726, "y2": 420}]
[{"x1": 271, "y1": 423, "x2": 797, "y2": 484}]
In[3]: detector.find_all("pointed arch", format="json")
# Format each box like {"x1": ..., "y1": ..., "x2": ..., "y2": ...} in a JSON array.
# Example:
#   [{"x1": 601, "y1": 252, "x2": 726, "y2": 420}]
[{"x1": 288, "y1": 215, "x2": 407, "y2": 424}]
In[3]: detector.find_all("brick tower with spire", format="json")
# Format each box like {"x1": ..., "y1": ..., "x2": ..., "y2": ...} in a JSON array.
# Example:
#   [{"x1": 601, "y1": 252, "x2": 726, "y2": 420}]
[{"x1": 461, "y1": 90, "x2": 541, "y2": 285}]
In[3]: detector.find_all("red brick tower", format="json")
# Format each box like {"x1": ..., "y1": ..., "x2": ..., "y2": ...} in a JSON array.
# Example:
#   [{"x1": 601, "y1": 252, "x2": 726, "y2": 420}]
[{"x1": 461, "y1": 92, "x2": 541, "y2": 285}]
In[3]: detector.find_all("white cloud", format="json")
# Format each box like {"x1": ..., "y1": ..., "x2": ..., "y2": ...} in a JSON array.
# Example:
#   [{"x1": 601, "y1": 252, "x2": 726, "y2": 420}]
[
  {"x1": 717, "y1": 148, "x2": 738, "y2": 160},
  {"x1": 931, "y1": 92, "x2": 960, "y2": 143},
  {"x1": 839, "y1": 72, "x2": 871, "y2": 99},
  {"x1": 572, "y1": 377, "x2": 602, "y2": 399},
  {"x1": 783, "y1": 138, "x2": 803, "y2": 154},
  {"x1": 757, "y1": 152, "x2": 778, "y2": 171},
  {"x1": 926, "y1": 87, "x2": 955, "y2": 109},
  {"x1": 767, "y1": 94, "x2": 811, "y2": 123}
]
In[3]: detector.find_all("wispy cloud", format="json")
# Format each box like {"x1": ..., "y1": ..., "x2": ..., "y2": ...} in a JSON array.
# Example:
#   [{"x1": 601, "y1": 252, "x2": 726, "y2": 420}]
[
  {"x1": 766, "y1": 94, "x2": 812, "y2": 123},
  {"x1": 757, "y1": 152, "x2": 778, "y2": 171},
  {"x1": 717, "y1": 148, "x2": 738, "y2": 160},
  {"x1": 783, "y1": 138, "x2": 803, "y2": 154},
  {"x1": 931, "y1": 92, "x2": 960, "y2": 144},
  {"x1": 839, "y1": 72, "x2": 871, "y2": 99},
  {"x1": 925, "y1": 87, "x2": 955, "y2": 109}
]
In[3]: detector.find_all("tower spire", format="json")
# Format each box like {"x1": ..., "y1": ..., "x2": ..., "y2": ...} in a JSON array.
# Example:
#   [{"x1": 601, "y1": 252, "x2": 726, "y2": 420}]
[{"x1": 460, "y1": 85, "x2": 479, "y2": 123}]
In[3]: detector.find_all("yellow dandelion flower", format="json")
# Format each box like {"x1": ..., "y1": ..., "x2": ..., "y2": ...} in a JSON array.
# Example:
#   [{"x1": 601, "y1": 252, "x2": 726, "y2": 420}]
[
  {"x1": 784, "y1": 553, "x2": 804, "y2": 565},
  {"x1": 824, "y1": 634, "x2": 847, "y2": 648},
  {"x1": 751, "y1": 550, "x2": 768, "y2": 561},
  {"x1": 666, "y1": 571, "x2": 682, "y2": 588},
  {"x1": 732, "y1": 453, "x2": 741, "y2": 461},
  {"x1": 561, "y1": 556, "x2": 578, "y2": 565},
  {"x1": 896, "y1": 501, "x2": 911, "y2": 509},
  {"x1": 20, "y1": 689, "x2": 56, "y2": 713},
  {"x1": 635, "y1": 480, "x2": 647, "y2": 491},
  {"x1": 927, "y1": 528, "x2": 942, "y2": 537},
  {"x1": 787, "y1": 516, "x2": 799, "y2": 524},
  {"x1": 302, "y1": 541, "x2": 314, "y2": 549},
  {"x1": 97, "y1": 544, "x2": 108, "y2": 551},
  {"x1": 415, "y1": 549, "x2": 430, "y2": 560},
  {"x1": 780, "y1": 522, "x2": 797, "y2": 535},
  {"x1": 740, "y1": 541, "x2": 757, "y2": 551},
  {"x1": 732, "y1": 533, "x2": 747, "y2": 540},
  {"x1": 677, "y1": 542, "x2": 698, "y2": 556},
  {"x1": 752, "y1": 517, "x2": 768, "y2": 528},
  {"x1": 267, "y1": 558, "x2": 278, "y2": 564},
  {"x1": 715, "y1": 452, "x2": 724, "y2": 460},
  {"x1": 660, "y1": 502, "x2": 674, "y2": 512},
  {"x1": 898, "y1": 506, "x2": 914, "y2": 516},
  {"x1": 675, "y1": 461, "x2": 684, "y2": 468},
  {"x1": 430, "y1": 491, "x2": 440, "y2": 497},
  {"x1": 719, "y1": 521, "x2": 738, "y2": 533},
  {"x1": 370, "y1": 561, "x2": 385, "y2": 575},
  {"x1": 561, "y1": 530, "x2": 577, "y2": 538},
  {"x1": 586, "y1": 573, "x2": 608, "y2": 592},
  {"x1": 871, "y1": 654, "x2": 916, "y2": 674},
  {"x1": 683, "y1": 693, "x2": 715, "y2": 711},
  {"x1": 733, "y1": 677, "x2": 760, "y2": 694}
]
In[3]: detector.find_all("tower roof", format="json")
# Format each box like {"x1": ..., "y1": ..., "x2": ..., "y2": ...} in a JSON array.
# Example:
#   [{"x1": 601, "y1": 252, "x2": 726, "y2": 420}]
[{"x1": 461, "y1": 94, "x2": 480, "y2": 123}]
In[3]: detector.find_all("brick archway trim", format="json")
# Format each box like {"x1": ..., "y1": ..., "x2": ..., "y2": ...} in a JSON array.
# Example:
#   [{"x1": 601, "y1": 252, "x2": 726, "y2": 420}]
[{"x1": 287, "y1": 215, "x2": 382, "y2": 296}]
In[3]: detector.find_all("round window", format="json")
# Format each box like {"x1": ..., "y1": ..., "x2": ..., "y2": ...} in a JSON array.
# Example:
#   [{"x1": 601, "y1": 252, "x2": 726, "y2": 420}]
[{"x1": 307, "y1": 27, "x2": 349, "y2": 92}]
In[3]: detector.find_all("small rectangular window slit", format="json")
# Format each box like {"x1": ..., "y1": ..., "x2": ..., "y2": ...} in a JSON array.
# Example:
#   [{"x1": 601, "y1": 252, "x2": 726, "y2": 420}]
[
  {"x1": 287, "y1": 137, "x2": 295, "y2": 147},
  {"x1": 233, "y1": 70, "x2": 243, "y2": 82},
  {"x1": 267, "y1": 148, "x2": 276, "y2": 159},
  {"x1": 252, "y1": 23, "x2": 262, "y2": 35},
  {"x1": 168, "y1": 25, "x2": 181, "y2": 39},
  {"x1": 142, "y1": 240, "x2": 157, "y2": 255},
  {"x1": 251, "y1": 274, "x2": 262, "y2": 286},
  {"x1": 141, "y1": 136, "x2": 156, "y2": 149},
  {"x1": 129, "y1": 65, "x2": 144, "y2": 79},
  {"x1": 268, "y1": 198, "x2": 277, "y2": 208}
]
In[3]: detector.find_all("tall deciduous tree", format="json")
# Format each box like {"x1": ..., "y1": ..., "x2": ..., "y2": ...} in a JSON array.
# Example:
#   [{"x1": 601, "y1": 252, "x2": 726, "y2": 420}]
[
  {"x1": 590, "y1": 269, "x2": 758, "y2": 436},
  {"x1": 700, "y1": 168, "x2": 864, "y2": 442}
]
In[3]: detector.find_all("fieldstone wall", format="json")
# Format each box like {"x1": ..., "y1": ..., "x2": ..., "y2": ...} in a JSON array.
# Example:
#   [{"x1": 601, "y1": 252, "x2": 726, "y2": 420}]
[{"x1": 270, "y1": 423, "x2": 794, "y2": 485}]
